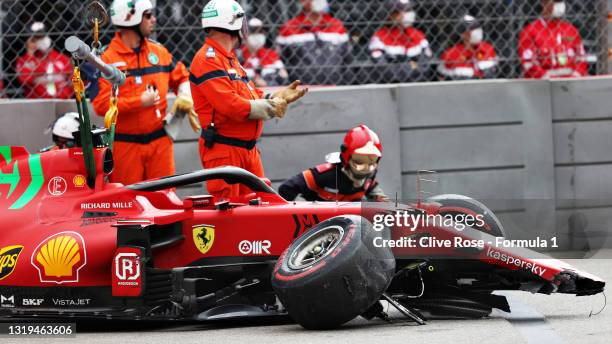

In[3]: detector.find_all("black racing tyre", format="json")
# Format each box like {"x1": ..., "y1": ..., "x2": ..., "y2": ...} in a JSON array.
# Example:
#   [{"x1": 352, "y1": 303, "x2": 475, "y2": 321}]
[
  {"x1": 271, "y1": 215, "x2": 395, "y2": 330},
  {"x1": 428, "y1": 194, "x2": 506, "y2": 237}
]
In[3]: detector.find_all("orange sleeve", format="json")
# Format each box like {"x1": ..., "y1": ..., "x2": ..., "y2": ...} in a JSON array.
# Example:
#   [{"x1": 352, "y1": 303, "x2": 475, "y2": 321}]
[
  {"x1": 92, "y1": 52, "x2": 143, "y2": 117},
  {"x1": 92, "y1": 77, "x2": 142, "y2": 117},
  {"x1": 169, "y1": 58, "x2": 189, "y2": 94},
  {"x1": 254, "y1": 84, "x2": 264, "y2": 98},
  {"x1": 190, "y1": 57, "x2": 252, "y2": 121}
]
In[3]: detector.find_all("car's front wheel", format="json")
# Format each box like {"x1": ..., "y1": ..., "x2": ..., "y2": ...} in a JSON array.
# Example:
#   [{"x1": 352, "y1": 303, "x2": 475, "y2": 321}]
[{"x1": 271, "y1": 215, "x2": 395, "y2": 329}]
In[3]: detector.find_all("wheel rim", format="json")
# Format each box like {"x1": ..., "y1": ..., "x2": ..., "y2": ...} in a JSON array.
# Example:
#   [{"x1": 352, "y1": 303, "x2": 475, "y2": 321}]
[{"x1": 288, "y1": 225, "x2": 345, "y2": 270}]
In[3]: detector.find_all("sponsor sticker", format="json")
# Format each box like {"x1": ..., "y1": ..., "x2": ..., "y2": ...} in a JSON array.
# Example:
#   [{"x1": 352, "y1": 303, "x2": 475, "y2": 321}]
[
  {"x1": 239, "y1": 240, "x2": 271, "y2": 255},
  {"x1": 73, "y1": 175, "x2": 86, "y2": 188},
  {"x1": 192, "y1": 225, "x2": 215, "y2": 255},
  {"x1": 0, "y1": 245, "x2": 23, "y2": 280},
  {"x1": 202, "y1": 10, "x2": 219, "y2": 19},
  {"x1": 52, "y1": 298, "x2": 91, "y2": 307},
  {"x1": 22, "y1": 298, "x2": 44, "y2": 306},
  {"x1": 81, "y1": 215, "x2": 118, "y2": 227},
  {"x1": 31, "y1": 232, "x2": 87, "y2": 284},
  {"x1": 80, "y1": 202, "x2": 133, "y2": 210},
  {"x1": 112, "y1": 247, "x2": 143, "y2": 297},
  {"x1": 47, "y1": 177, "x2": 67, "y2": 196},
  {"x1": 0, "y1": 295, "x2": 14, "y2": 308}
]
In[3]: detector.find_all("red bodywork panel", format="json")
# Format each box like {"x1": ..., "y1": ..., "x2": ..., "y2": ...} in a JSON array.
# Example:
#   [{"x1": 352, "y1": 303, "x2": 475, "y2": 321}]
[
  {"x1": 0, "y1": 146, "x2": 604, "y2": 292},
  {"x1": 0, "y1": 147, "x2": 360, "y2": 287}
]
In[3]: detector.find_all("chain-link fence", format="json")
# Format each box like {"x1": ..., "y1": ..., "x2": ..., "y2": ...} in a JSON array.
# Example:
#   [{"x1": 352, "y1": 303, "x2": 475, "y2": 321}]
[{"x1": 0, "y1": 0, "x2": 608, "y2": 98}]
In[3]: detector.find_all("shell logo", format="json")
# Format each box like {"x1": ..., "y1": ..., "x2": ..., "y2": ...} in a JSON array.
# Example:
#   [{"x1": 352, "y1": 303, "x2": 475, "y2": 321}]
[
  {"x1": 31, "y1": 232, "x2": 87, "y2": 284},
  {"x1": 73, "y1": 175, "x2": 86, "y2": 188}
]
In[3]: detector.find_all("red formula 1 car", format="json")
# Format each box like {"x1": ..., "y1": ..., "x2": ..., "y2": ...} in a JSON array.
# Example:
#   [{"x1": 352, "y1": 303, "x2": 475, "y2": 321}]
[{"x1": 0, "y1": 140, "x2": 605, "y2": 329}]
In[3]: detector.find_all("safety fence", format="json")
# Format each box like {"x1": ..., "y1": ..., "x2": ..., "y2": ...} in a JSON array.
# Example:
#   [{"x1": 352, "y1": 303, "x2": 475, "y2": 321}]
[{"x1": 0, "y1": 0, "x2": 608, "y2": 98}]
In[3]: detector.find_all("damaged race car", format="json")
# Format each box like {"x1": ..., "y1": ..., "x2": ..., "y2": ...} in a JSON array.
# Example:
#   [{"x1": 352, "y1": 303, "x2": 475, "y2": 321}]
[
  {"x1": 0, "y1": 20, "x2": 605, "y2": 330},
  {"x1": 0, "y1": 143, "x2": 605, "y2": 329}
]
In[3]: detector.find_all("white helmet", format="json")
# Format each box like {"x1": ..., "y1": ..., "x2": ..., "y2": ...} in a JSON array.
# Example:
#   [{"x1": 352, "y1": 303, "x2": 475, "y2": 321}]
[
  {"x1": 51, "y1": 112, "x2": 80, "y2": 139},
  {"x1": 111, "y1": 0, "x2": 153, "y2": 27},
  {"x1": 248, "y1": 18, "x2": 263, "y2": 31},
  {"x1": 202, "y1": 0, "x2": 247, "y2": 36}
]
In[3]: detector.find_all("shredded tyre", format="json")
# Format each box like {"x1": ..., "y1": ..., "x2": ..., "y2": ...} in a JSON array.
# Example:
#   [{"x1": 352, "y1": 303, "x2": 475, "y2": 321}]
[{"x1": 271, "y1": 215, "x2": 395, "y2": 330}]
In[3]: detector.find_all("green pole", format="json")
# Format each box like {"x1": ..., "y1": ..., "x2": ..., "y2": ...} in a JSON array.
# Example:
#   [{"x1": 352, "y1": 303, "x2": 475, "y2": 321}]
[{"x1": 75, "y1": 90, "x2": 97, "y2": 189}]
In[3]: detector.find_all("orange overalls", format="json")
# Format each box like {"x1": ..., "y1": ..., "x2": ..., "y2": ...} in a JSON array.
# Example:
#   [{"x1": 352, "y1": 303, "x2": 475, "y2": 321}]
[
  {"x1": 92, "y1": 32, "x2": 189, "y2": 185},
  {"x1": 190, "y1": 38, "x2": 266, "y2": 198}
]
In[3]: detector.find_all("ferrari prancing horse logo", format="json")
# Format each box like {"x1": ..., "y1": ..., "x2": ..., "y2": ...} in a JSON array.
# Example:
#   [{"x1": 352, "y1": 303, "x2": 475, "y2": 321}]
[{"x1": 192, "y1": 225, "x2": 215, "y2": 255}]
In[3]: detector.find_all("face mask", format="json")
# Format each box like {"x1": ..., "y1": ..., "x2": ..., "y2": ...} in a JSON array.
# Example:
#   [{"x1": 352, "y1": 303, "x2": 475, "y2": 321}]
[
  {"x1": 347, "y1": 157, "x2": 377, "y2": 181},
  {"x1": 36, "y1": 36, "x2": 52, "y2": 53},
  {"x1": 311, "y1": 0, "x2": 329, "y2": 13},
  {"x1": 402, "y1": 11, "x2": 416, "y2": 28},
  {"x1": 247, "y1": 34, "x2": 266, "y2": 51},
  {"x1": 552, "y1": 2, "x2": 566, "y2": 18},
  {"x1": 469, "y1": 28, "x2": 483, "y2": 45}
]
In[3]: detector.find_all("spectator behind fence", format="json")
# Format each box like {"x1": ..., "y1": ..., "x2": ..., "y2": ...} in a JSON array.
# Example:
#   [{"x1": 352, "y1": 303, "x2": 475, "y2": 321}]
[
  {"x1": 438, "y1": 15, "x2": 498, "y2": 80},
  {"x1": 368, "y1": 0, "x2": 433, "y2": 83},
  {"x1": 16, "y1": 22, "x2": 73, "y2": 99},
  {"x1": 276, "y1": 0, "x2": 351, "y2": 85},
  {"x1": 237, "y1": 18, "x2": 289, "y2": 87},
  {"x1": 519, "y1": 0, "x2": 587, "y2": 79}
]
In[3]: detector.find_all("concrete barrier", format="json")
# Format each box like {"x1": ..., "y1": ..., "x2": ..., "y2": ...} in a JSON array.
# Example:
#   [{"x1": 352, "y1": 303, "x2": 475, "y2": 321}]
[{"x1": 1, "y1": 77, "x2": 612, "y2": 249}]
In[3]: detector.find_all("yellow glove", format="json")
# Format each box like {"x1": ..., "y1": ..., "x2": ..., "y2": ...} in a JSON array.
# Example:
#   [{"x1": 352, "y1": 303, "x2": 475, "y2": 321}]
[
  {"x1": 271, "y1": 97, "x2": 288, "y2": 119},
  {"x1": 171, "y1": 94, "x2": 201, "y2": 132},
  {"x1": 272, "y1": 80, "x2": 309, "y2": 104},
  {"x1": 188, "y1": 110, "x2": 201, "y2": 132},
  {"x1": 104, "y1": 96, "x2": 118, "y2": 129},
  {"x1": 171, "y1": 94, "x2": 194, "y2": 115}
]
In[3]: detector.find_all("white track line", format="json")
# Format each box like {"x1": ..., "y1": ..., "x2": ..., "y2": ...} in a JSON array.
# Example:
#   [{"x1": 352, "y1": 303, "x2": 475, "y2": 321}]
[{"x1": 495, "y1": 292, "x2": 565, "y2": 344}]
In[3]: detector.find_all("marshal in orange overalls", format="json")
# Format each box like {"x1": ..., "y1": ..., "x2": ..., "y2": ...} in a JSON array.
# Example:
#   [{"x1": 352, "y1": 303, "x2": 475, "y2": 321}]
[
  {"x1": 190, "y1": 38, "x2": 266, "y2": 198},
  {"x1": 92, "y1": 33, "x2": 189, "y2": 185}
]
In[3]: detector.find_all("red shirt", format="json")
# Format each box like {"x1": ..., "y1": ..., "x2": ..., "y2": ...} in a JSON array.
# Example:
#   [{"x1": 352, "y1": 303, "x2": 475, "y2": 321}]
[
  {"x1": 439, "y1": 42, "x2": 498, "y2": 79},
  {"x1": 16, "y1": 49, "x2": 73, "y2": 99},
  {"x1": 277, "y1": 13, "x2": 349, "y2": 46},
  {"x1": 190, "y1": 38, "x2": 264, "y2": 141},
  {"x1": 239, "y1": 46, "x2": 284, "y2": 80},
  {"x1": 369, "y1": 26, "x2": 431, "y2": 59},
  {"x1": 519, "y1": 18, "x2": 587, "y2": 79}
]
